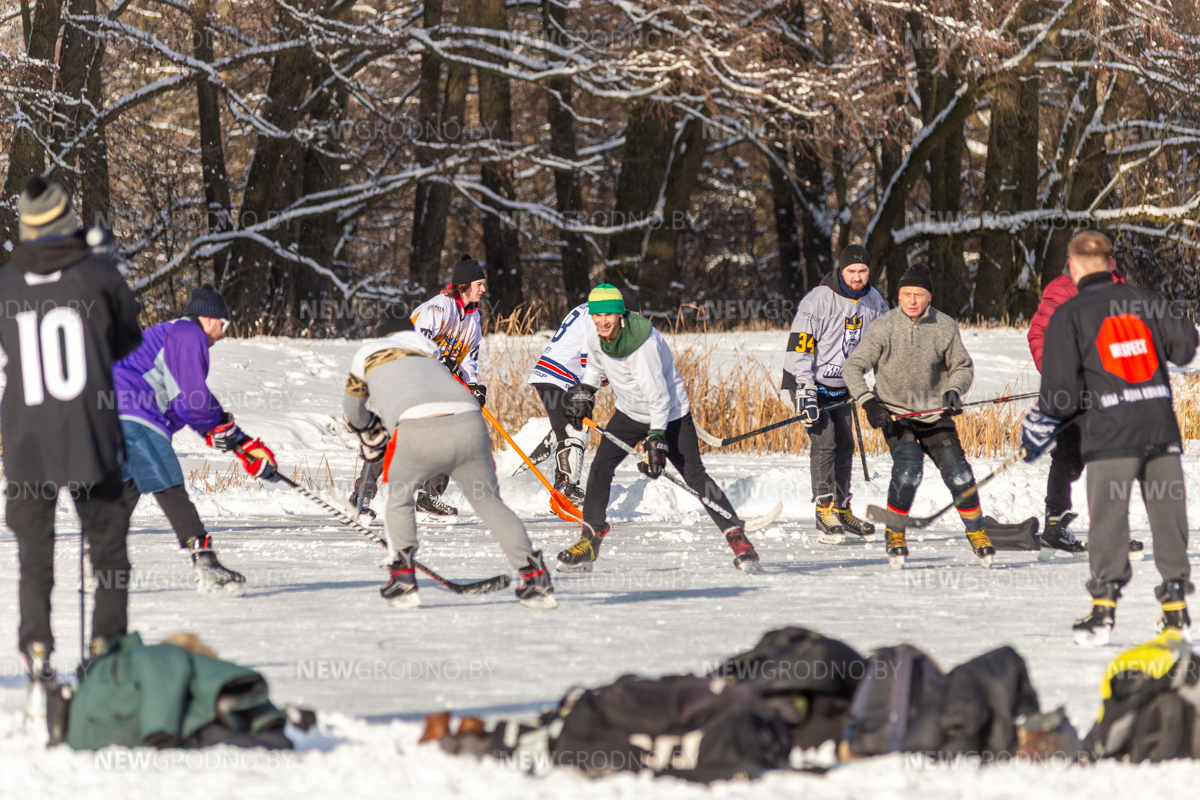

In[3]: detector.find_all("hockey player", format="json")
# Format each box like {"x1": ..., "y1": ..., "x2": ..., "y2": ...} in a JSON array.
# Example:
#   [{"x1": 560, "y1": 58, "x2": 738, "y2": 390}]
[
  {"x1": 843, "y1": 265, "x2": 995, "y2": 569},
  {"x1": 1027, "y1": 257, "x2": 1144, "y2": 560},
  {"x1": 1023, "y1": 231, "x2": 1196, "y2": 646},
  {"x1": 0, "y1": 178, "x2": 142, "y2": 719},
  {"x1": 343, "y1": 315, "x2": 555, "y2": 609},
  {"x1": 112, "y1": 284, "x2": 279, "y2": 594},
  {"x1": 349, "y1": 255, "x2": 487, "y2": 523},
  {"x1": 555, "y1": 285, "x2": 760, "y2": 573},
  {"x1": 781, "y1": 244, "x2": 888, "y2": 545}
]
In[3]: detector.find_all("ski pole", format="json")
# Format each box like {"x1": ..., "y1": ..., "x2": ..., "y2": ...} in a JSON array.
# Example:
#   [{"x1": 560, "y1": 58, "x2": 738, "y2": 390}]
[
  {"x1": 889, "y1": 392, "x2": 1038, "y2": 421},
  {"x1": 695, "y1": 397, "x2": 856, "y2": 448}
]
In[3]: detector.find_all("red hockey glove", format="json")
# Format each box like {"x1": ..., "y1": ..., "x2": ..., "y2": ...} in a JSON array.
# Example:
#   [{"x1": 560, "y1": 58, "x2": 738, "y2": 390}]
[
  {"x1": 204, "y1": 412, "x2": 246, "y2": 452},
  {"x1": 236, "y1": 438, "x2": 279, "y2": 481}
]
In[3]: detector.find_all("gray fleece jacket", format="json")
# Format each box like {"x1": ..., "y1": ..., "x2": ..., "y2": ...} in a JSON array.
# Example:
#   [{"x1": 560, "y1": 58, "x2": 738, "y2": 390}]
[{"x1": 843, "y1": 305, "x2": 974, "y2": 422}]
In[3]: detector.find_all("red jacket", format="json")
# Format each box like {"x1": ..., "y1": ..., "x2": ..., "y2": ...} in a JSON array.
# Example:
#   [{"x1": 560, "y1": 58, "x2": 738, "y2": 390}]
[{"x1": 1028, "y1": 270, "x2": 1125, "y2": 372}]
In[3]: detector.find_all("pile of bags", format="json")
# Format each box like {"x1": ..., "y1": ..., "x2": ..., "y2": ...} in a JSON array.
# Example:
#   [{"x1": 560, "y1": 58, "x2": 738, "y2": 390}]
[{"x1": 433, "y1": 627, "x2": 1200, "y2": 782}]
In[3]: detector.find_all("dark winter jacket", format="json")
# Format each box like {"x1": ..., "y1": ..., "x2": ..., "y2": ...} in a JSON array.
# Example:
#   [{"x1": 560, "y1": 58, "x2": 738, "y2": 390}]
[
  {"x1": 1038, "y1": 271, "x2": 1198, "y2": 462},
  {"x1": 1028, "y1": 271, "x2": 1126, "y2": 371},
  {"x1": 0, "y1": 230, "x2": 142, "y2": 487}
]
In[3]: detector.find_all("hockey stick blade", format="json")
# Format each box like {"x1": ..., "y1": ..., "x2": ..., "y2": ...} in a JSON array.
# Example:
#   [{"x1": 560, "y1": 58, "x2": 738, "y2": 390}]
[
  {"x1": 694, "y1": 420, "x2": 724, "y2": 448},
  {"x1": 416, "y1": 563, "x2": 510, "y2": 594},
  {"x1": 744, "y1": 502, "x2": 784, "y2": 533}
]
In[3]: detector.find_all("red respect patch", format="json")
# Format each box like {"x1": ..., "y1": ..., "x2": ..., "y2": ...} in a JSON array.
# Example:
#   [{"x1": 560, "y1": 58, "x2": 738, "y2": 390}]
[{"x1": 1096, "y1": 315, "x2": 1158, "y2": 383}]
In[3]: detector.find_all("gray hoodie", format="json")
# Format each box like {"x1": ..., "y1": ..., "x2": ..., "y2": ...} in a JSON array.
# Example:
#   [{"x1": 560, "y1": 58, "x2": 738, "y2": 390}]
[
  {"x1": 843, "y1": 305, "x2": 974, "y2": 422},
  {"x1": 781, "y1": 271, "x2": 889, "y2": 391}
]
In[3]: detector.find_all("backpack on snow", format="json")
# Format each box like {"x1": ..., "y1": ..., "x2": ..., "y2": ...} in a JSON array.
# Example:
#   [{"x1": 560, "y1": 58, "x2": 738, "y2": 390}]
[{"x1": 840, "y1": 644, "x2": 946, "y2": 758}]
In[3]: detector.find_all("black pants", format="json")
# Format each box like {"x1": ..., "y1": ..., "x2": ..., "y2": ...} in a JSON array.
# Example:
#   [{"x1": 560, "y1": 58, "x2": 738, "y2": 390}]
[
  {"x1": 122, "y1": 480, "x2": 207, "y2": 548},
  {"x1": 793, "y1": 388, "x2": 854, "y2": 505},
  {"x1": 7, "y1": 472, "x2": 133, "y2": 653},
  {"x1": 533, "y1": 383, "x2": 572, "y2": 445},
  {"x1": 883, "y1": 417, "x2": 983, "y2": 532},
  {"x1": 582, "y1": 410, "x2": 742, "y2": 532},
  {"x1": 1045, "y1": 422, "x2": 1083, "y2": 518}
]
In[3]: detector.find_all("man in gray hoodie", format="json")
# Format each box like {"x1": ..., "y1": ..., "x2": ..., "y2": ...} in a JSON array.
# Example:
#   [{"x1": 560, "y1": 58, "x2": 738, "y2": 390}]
[{"x1": 843, "y1": 265, "x2": 995, "y2": 569}]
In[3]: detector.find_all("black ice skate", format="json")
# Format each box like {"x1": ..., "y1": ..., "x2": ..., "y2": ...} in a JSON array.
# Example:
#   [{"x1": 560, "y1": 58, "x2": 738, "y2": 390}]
[
  {"x1": 416, "y1": 492, "x2": 458, "y2": 525},
  {"x1": 22, "y1": 642, "x2": 55, "y2": 739},
  {"x1": 348, "y1": 489, "x2": 377, "y2": 521},
  {"x1": 516, "y1": 551, "x2": 557, "y2": 609},
  {"x1": 556, "y1": 525, "x2": 607, "y2": 573},
  {"x1": 553, "y1": 474, "x2": 585, "y2": 507},
  {"x1": 1038, "y1": 512, "x2": 1086, "y2": 560},
  {"x1": 885, "y1": 527, "x2": 908, "y2": 570},
  {"x1": 1157, "y1": 579, "x2": 1193, "y2": 642},
  {"x1": 815, "y1": 502, "x2": 845, "y2": 545},
  {"x1": 836, "y1": 504, "x2": 876, "y2": 542},
  {"x1": 1074, "y1": 583, "x2": 1120, "y2": 647},
  {"x1": 725, "y1": 527, "x2": 763, "y2": 574},
  {"x1": 382, "y1": 547, "x2": 420, "y2": 609},
  {"x1": 189, "y1": 536, "x2": 246, "y2": 596}
]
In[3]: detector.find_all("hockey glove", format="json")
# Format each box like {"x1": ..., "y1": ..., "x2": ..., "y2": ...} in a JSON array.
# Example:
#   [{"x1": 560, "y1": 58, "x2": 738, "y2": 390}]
[
  {"x1": 204, "y1": 412, "x2": 246, "y2": 452},
  {"x1": 942, "y1": 390, "x2": 964, "y2": 416},
  {"x1": 638, "y1": 433, "x2": 670, "y2": 479},
  {"x1": 861, "y1": 396, "x2": 891, "y2": 429},
  {"x1": 564, "y1": 384, "x2": 597, "y2": 429},
  {"x1": 439, "y1": 354, "x2": 463, "y2": 379},
  {"x1": 467, "y1": 383, "x2": 487, "y2": 408},
  {"x1": 348, "y1": 413, "x2": 391, "y2": 463},
  {"x1": 1020, "y1": 409, "x2": 1061, "y2": 463},
  {"x1": 794, "y1": 386, "x2": 820, "y2": 427},
  {"x1": 236, "y1": 438, "x2": 279, "y2": 481}
]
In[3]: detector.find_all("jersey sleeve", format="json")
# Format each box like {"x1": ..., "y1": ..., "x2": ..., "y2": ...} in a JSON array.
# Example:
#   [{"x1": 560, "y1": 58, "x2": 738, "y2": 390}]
[
  {"x1": 1037, "y1": 312, "x2": 1084, "y2": 419},
  {"x1": 459, "y1": 320, "x2": 482, "y2": 384},
  {"x1": 411, "y1": 299, "x2": 445, "y2": 345},
  {"x1": 164, "y1": 324, "x2": 225, "y2": 433},
  {"x1": 781, "y1": 292, "x2": 821, "y2": 391}
]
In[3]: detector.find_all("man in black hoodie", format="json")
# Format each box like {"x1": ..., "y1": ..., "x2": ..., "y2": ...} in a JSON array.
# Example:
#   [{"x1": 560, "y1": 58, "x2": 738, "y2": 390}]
[
  {"x1": 0, "y1": 178, "x2": 142, "y2": 716},
  {"x1": 1024, "y1": 231, "x2": 1197, "y2": 646}
]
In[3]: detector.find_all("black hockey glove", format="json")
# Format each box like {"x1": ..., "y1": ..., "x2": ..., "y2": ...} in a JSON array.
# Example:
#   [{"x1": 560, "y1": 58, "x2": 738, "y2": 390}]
[
  {"x1": 794, "y1": 386, "x2": 820, "y2": 427},
  {"x1": 439, "y1": 353, "x2": 463, "y2": 379},
  {"x1": 860, "y1": 396, "x2": 891, "y2": 429},
  {"x1": 348, "y1": 413, "x2": 391, "y2": 463},
  {"x1": 942, "y1": 390, "x2": 963, "y2": 416},
  {"x1": 564, "y1": 384, "x2": 597, "y2": 429},
  {"x1": 638, "y1": 433, "x2": 670, "y2": 479},
  {"x1": 467, "y1": 383, "x2": 487, "y2": 407},
  {"x1": 1020, "y1": 409, "x2": 1060, "y2": 463},
  {"x1": 204, "y1": 412, "x2": 246, "y2": 452}
]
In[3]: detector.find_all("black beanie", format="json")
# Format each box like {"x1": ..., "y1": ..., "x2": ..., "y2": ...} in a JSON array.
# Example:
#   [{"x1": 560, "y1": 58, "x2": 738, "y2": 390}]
[
  {"x1": 183, "y1": 283, "x2": 230, "y2": 319},
  {"x1": 375, "y1": 303, "x2": 414, "y2": 336},
  {"x1": 897, "y1": 264, "x2": 933, "y2": 294},
  {"x1": 450, "y1": 253, "x2": 486, "y2": 286},
  {"x1": 838, "y1": 244, "x2": 871, "y2": 271}
]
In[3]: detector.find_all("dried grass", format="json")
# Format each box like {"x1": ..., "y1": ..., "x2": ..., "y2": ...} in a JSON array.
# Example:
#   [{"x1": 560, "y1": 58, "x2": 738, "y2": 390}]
[{"x1": 187, "y1": 455, "x2": 337, "y2": 493}]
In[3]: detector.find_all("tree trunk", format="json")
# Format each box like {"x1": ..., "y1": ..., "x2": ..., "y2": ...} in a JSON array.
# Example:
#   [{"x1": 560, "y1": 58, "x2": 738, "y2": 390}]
[
  {"x1": 476, "y1": 0, "x2": 523, "y2": 316},
  {"x1": 794, "y1": 140, "x2": 831, "y2": 292},
  {"x1": 192, "y1": 0, "x2": 232, "y2": 244},
  {"x1": 606, "y1": 101, "x2": 674, "y2": 289},
  {"x1": 409, "y1": 0, "x2": 447, "y2": 291},
  {"x1": 768, "y1": 139, "x2": 802, "y2": 299},
  {"x1": 542, "y1": 0, "x2": 589, "y2": 305},
  {"x1": 56, "y1": 0, "x2": 109, "y2": 228}
]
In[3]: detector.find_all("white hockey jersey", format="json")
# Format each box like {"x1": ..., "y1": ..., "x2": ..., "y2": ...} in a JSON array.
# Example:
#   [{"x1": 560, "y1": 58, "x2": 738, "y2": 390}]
[
  {"x1": 410, "y1": 292, "x2": 482, "y2": 383},
  {"x1": 527, "y1": 302, "x2": 593, "y2": 390}
]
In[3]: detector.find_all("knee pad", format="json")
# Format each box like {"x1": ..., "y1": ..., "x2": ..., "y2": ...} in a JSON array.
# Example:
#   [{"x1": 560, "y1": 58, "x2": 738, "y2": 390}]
[
  {"x1": 934, "y1": 445, "x2": 974, "y2": 495},
  {"x1": 890, "y1": 443, "x2": 924, "y2": 491}
]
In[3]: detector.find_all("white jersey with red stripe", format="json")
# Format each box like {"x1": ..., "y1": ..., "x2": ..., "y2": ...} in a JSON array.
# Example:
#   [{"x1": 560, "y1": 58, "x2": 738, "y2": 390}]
[
  {"x1": 410, "y1": 291, "x2": 482, "y2": 383},
  {"x1": 527, "y1": 303, "x2": 593, "y2": 390}
]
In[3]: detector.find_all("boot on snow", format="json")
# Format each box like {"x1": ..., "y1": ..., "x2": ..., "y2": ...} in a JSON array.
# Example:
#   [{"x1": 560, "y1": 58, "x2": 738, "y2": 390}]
[
  {"x1": 189, "y1": 536, "x2": 246, "y2": 596},
  {"x1": 382, "y1": 547, "x2": 420, "y2": 609},
  {"x1": 516, "y1": 551, "x2": 557, "y2": 609},
  {"x1": 815, "y1": 502, "x2": 845, "y2": 545},
  {"x1": 1157, "y1": 579, "x2": 1194, "y2": 642},
  {"x1": 416, "y1": 492, "x2": 458, "y2": 525},
  {"x1": 1038, "y1": 512, "x2": 1086, "y2": 560},
  {"x1": 885, "y1": 527, "x2": 908, "y2": 570},
  {"x1": 966, "y1": 528, "x2": 995, "y2": 569},
  {"x1": 22, "y1": 642, "x2": 55, "y2": 738},
  {"x1": 836, "y1": 504, "x2": 876, "y2": 542},
  {"x1": 556, "y1": 525, "x2": 607, "y2": 573},
  {"x1": 1074, "y1": 583, "x2": 1120, "y2": 647},
  {"x1": 725, "y1": 527, "x2": 763, "y2": 574}
]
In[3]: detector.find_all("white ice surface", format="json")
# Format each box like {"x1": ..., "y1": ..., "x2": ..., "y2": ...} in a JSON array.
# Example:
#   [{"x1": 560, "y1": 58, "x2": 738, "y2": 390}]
[{"x1": 2, "y1": 329, "x2": 1200, "y2": 797}]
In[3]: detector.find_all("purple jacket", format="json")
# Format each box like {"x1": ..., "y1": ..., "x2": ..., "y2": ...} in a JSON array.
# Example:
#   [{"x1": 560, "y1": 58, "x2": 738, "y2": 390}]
[{"x1": 113, "y1": 318, "x2": 224, "y2": 438}]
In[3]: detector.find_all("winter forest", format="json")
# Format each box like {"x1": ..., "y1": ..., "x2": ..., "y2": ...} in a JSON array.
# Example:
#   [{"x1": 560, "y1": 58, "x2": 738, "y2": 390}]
[{"x1": 1, "y1": 0, "x2": 1198, "y2": 333}]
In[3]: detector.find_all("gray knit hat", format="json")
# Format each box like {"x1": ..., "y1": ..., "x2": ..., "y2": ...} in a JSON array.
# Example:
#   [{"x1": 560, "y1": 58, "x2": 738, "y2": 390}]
[
  {"x1": 18, "y1": 177, "x2": 78, "y2": 241},
  {"x1": 183, "y1": 283, "x2": 231, "y2": 319}
]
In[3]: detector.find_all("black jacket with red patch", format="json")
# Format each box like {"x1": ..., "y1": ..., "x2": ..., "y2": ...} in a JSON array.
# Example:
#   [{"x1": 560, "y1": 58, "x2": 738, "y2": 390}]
[{"x1": 1039, "y1": 271, "x2": 1197, "y2": 462}]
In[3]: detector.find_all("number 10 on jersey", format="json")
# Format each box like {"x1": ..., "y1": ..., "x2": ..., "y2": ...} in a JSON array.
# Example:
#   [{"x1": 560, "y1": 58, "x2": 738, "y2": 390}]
[{"x1": 15, "y1": 308, "x2": 88, "y2": 406}]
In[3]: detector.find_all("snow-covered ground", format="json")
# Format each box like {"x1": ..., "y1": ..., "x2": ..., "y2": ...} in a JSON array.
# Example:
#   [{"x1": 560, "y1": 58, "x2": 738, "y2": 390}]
[{"x1": 3, "y1": 328, "x2": 1200, "y2": 798}]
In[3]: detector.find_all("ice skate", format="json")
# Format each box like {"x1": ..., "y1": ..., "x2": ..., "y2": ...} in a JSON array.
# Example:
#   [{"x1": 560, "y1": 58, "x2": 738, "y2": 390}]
[
  {"x1": 516, "y1": 551, "x2": 557, "y2": 609},
  {"x1": 966, "y1": 529, "x2": 995, "y2": 569},
  {"x1": 835, "y1": 504, "x2": 876, "y2": 542},
  {"x1": 556, "y1": 525, "x2": 607, "y2": 573},
  {"x1": 382, "y1": 547, "x2": 420, "y2": 609},
  {"x1": 1074, "y1": 584, "x2": 1120, "y2": 647},
  {"x1": 189, "y1": 537, "x2": 246, "y2": 596},
  {"x1": 416, "y1": 492, "x2": 458, "y2": 525},
  {"x1": 886, "y1": 527, "x2": 908, "y2": 569},
  {"x1": 1038, "y1": 512, "x2": 1086, "y2": 560},
  {"x1": 725, "y1": 527, "x2": 763, "y2": 574},
  {"x1": 815, "y1": 502, "x2": 845, "y2": 545}
]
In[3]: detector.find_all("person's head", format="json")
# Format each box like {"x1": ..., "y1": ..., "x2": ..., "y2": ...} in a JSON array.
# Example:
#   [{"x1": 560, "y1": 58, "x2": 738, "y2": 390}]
[
  {"x1": 375, "y1": 303, "x2": 415, "y2": 337},
  {"x1": 183, "y1": 284, "x2": 231, "y2": 347},
  {"x1": 896, "y1": 265, "x2": 933, "y2": 320},
  {"x1": 588, "y1": 284, "x2": 626, "y2": 340},
  {"x1": 838, "y1": 244, "x2": 871, "y2": 292},
  {"x1": 1066, "y1": 231, "x2": 1115, "y2": 284},
  {"x1": 446, "y1": 254, "x2": 487, "y2": 305},
  {"x1": 18, "y1": 176, "x2": 78, "y2": 242}
]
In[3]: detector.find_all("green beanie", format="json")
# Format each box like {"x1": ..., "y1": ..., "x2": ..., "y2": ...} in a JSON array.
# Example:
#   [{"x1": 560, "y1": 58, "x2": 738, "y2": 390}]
[{"x1": 588, "y1": 283, "x2": 625, "y2": 315}]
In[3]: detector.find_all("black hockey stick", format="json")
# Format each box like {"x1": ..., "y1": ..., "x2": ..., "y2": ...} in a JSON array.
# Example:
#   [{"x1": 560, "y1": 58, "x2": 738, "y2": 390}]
[
  {"x1": 271, "y1": 472, "x2": 511, "y2": 595},
  {"x1": 694, "y1": 398, "x2": 855, "y2": 448},
  {"x1": 851, "y1": 404, "x2": 870, "y2": 481},
  {"x1": 865, "y1": 414, "x2": 1081, "y2": 530}
]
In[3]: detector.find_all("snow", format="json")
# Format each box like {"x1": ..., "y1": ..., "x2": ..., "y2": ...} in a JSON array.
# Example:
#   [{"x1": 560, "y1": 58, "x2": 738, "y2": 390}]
[{"x1": 3, "y1": 328, "x2": 1200, "y2": 797}]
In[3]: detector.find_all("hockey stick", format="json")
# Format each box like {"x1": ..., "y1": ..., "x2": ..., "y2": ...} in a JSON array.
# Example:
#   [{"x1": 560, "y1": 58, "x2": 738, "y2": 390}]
[
  {"x1": 889, "y1": 392, "x2": 1038, "y2": 421},
  {"x1": 851, "y1": 404, "x2": 870, "y2": 481},
  {"x1": 512, "y1": 431, "x2": 554, "y2": 476},
  {"x1": 865, "y1": 414, "x2": 1081, "y2": 530},
  {"x1": 581, "y1": 418, "x2": 783, "y2": 532},
  {"x1": 694, "y1": 398, "x2": 856, "y2": 448},
  {"x1": 271, "y1": 471, "x2": 511, "y2": 594}
]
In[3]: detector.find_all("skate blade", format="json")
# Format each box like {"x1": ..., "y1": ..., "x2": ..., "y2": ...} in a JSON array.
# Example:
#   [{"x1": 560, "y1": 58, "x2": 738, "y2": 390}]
[
  {"x1": 1074, "y1": 627, "x2": 1111, "y2": 647},
  {"x1": 555, "y1": 560, "x2": 593, "y2": 574},
  {"x1": 735, "y1": 558, "x2": 764, "y2": 575},
  {"x1": 417, "y1": 512, "x2": 458, "y2": 526},
  {"x1": 196, "y1": 580, "x2": 223, "y2": 596},
  {"x1": 25, "y1": 683, "x2": 49, "y2": 745},
  {"x1": 817, "y1": 532, "x2": 845, "y2": 546},
  {"x1": 224, "y1": 581, "x2": 246, "y2": 598},
  {"x1": 851, "y1": 532, "x2": 878, "y2": 543},
  {"x1": 978, "y1": 553, "x2": 993, "y2": 569},
  {"x1": 520, "y1": 593, "x2": 558, "y2": 610},
  {"x1": 387, "y1": 592, "x2": 421, "y2": 609},
  {"x1": 888, "y1": 555, "x2": 906, "y2": 570}
]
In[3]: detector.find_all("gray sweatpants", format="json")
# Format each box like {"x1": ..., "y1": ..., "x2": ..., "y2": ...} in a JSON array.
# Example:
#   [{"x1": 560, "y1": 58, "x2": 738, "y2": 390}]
[
  {"x1": 1085, "y1": 454, "x2": 1190, "y2": 595},
  {"x1": 382, "y1": 412, "x2": 534, "y2": 570}
]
